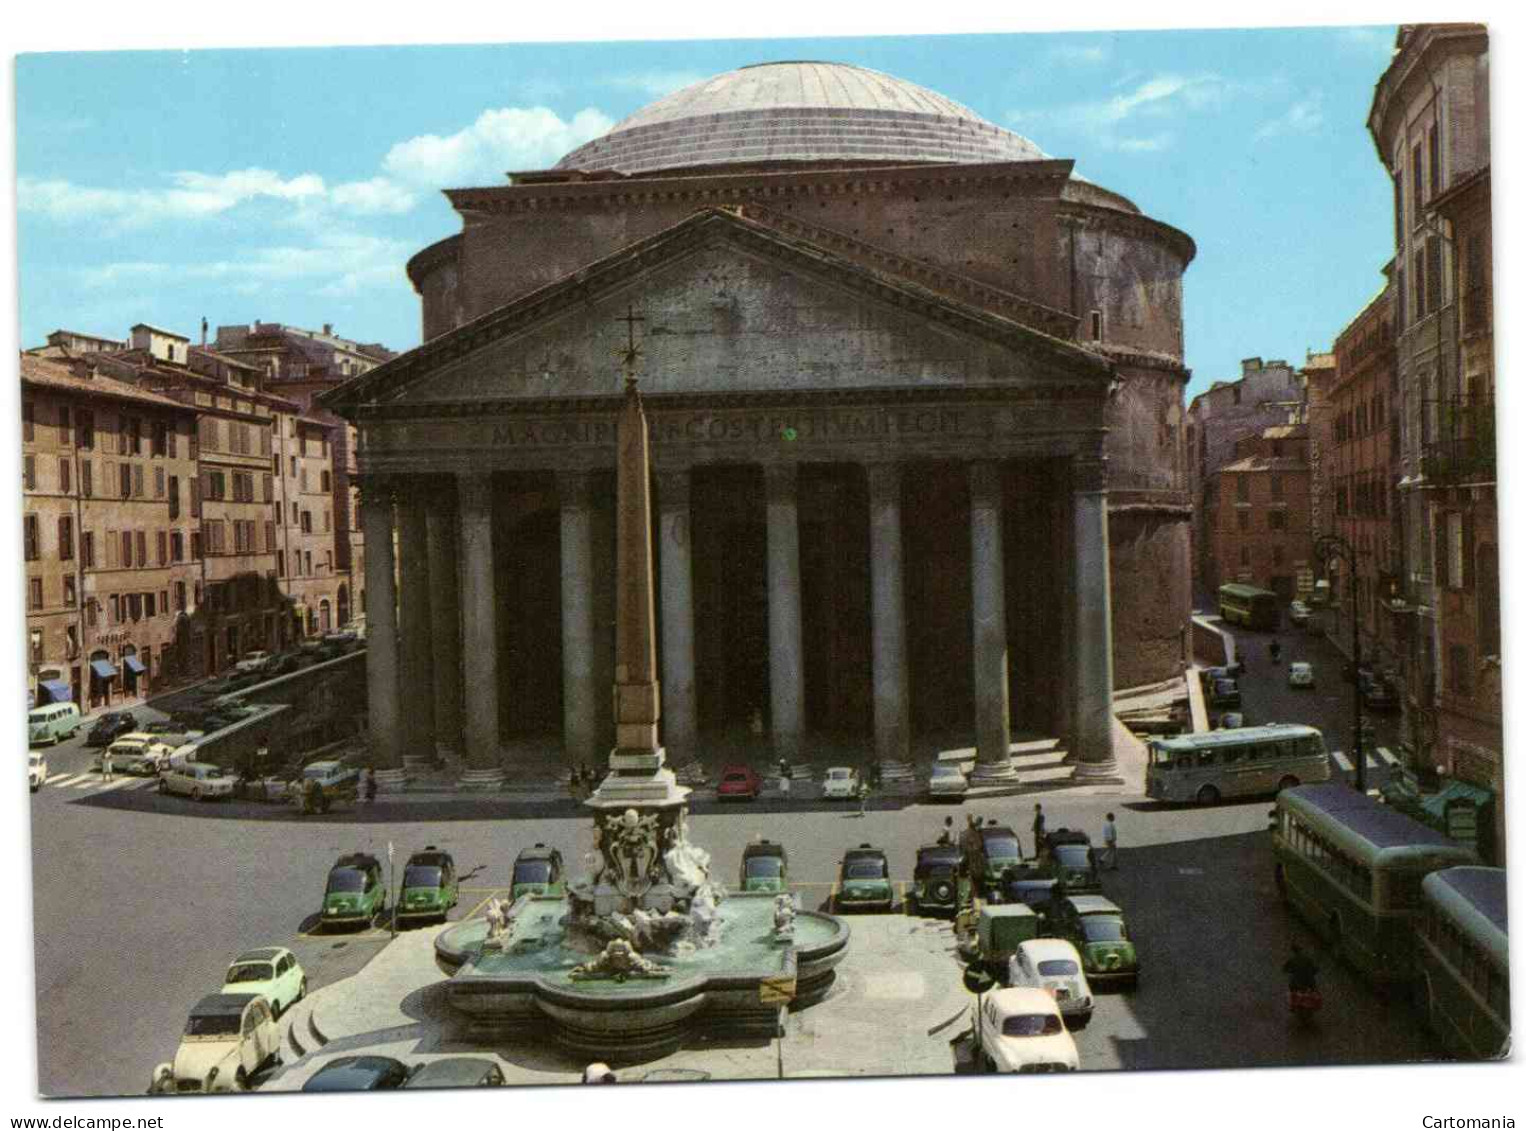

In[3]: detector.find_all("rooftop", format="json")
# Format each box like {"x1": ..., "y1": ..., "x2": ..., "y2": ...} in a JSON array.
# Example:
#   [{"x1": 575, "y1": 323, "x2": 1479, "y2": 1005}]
[{"x1": 19, "y1": 353, "x2": 193, "y2": 413}]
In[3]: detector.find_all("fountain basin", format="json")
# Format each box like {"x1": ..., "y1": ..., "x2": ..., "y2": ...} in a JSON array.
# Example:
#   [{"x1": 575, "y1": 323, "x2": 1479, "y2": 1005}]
[{"x1": 435, "y1": 894, "x2": 849, "y2": 1063}]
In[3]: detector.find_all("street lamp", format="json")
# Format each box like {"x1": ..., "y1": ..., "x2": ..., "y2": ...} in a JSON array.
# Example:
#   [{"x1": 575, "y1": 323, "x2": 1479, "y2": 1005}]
[{"x1": 1315, "y1": 534, "x2": 1366, "y2": 794}]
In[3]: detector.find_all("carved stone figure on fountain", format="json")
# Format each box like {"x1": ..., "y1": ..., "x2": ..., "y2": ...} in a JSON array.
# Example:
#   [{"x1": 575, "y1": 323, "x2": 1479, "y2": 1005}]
[
  {"x1": 568, "y1": 939, "x2": 672, "y2": 983},
  {"x1": 772, "y1": 894, "x2": 797, "y2": 944}
]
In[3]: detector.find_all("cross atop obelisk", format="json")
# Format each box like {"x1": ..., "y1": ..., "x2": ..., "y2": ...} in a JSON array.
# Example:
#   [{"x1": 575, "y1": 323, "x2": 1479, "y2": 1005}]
[{"x1": 615, "y1": 304, "x2": 645, "y2": 391}]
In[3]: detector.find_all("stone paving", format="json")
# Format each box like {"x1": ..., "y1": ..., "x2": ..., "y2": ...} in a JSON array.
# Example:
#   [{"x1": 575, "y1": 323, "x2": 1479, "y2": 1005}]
[{"x1": 263, "y1": 914, "x2": 972, "y2": 1089}]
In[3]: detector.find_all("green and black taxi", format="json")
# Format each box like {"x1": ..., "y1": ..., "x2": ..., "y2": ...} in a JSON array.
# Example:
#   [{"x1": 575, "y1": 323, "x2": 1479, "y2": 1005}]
[
  {"x1": 833, "y1": 843, "x2": 893, "y2": 913},
  {"x1": 911, "y1": 842, "x2": 968, "y2": 916},
  {"x1": 510, "y1": 843, "x2": 566, "y2": 900},
  {"x1": 321, "y1": 853, "x2": 387, "y2": 928},
  {"x1": 740, "y1": 838, "x2": 789, "y2": 893},
  {"x1": 1050, "y1": 895, "x2": 1139, "y2": 988},
  {"x1": 962, "y1": 822, "x2": 1028, "y2": 899},
  {"x1": 1043, "y1": 830, "x2": 1102, "y2": 896},
  {"x1": 398, "y1": 846, "x2": 459, "y2": 923}
]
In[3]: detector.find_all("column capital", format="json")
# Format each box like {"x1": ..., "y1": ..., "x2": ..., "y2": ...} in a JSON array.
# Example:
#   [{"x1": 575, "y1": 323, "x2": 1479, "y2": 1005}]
[
  {"x1": 655, "y1": 467, "x2": 691, "y2": 508},
  {"x1": 356, "y1": 473, "x2": 399, "y2": 507},
  {"x1": 1072, "y1": 454, "x2": 1110, "y2": 494},
  {"x1": 556, "y1": 468, "x2": 596, "y2": 510},
  {"x1": 866, "y1": 461, "x2": 903, "y2": 503},
  {"x1": 968, "y1": 459, "x2": 1003, "y2": 507},
  {"x1": 457, "y1": 469, "x2": 495, "y2": 512},
  {"x1": 764, "y1": 463, "x2": 798, "y2": 504}
]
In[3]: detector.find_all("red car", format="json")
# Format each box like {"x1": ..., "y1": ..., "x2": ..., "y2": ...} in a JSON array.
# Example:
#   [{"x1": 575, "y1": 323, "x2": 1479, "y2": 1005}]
[{"x1": 716, "y1": 765, "x2": 763, "y2": 801}]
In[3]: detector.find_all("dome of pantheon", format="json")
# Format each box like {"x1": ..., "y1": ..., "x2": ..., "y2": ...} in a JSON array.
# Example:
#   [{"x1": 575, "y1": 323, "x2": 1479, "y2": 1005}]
[{"x1": 554, "y1": 61, "x2": 1053, "y2": 177}]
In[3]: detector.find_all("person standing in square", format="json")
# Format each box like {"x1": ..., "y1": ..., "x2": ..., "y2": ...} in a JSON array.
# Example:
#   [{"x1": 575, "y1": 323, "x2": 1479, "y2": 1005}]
[{"x1": 1102, "y1": 812, "x2": 1119, "y2": 870}]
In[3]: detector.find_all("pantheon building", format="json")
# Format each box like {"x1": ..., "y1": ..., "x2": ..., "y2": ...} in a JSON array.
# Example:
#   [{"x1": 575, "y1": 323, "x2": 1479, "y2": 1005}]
[{"x1": 322, "y1": 62, "x2": 1195, "y2": 784}]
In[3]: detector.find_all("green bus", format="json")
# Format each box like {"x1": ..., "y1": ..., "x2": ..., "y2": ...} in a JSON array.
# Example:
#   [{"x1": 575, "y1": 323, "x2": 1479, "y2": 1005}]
[
  {"x1": 1271, "y1": 784, "x2": 1476, "y2": 985},
  {"x1": 1416, "y1": 867, "x2": 1509, "y2": 1059},
  {"x1": 1217, "y1": 583, "x2": 1281, "y2": 630},
  {"x1": 1147, "y1": 723, "x2": 1330, "y2": 805}
]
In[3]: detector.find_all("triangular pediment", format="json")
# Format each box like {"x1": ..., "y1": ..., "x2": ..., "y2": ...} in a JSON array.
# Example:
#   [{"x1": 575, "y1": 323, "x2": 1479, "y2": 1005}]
[{"x1": 325, "y1": 209, "x2": 1111, "y2": 411}]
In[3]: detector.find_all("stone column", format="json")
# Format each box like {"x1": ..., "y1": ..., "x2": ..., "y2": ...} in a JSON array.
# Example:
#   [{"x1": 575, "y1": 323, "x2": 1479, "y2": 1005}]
[
  {"x1": 657, "y1": 468, "x2": 697, "y2": 760},
  {"x1": 359, "y1": 477, "x2": 402, "y2": 772},
  {"x1": 396, "y1": 480, "x2": 436, "y2": 766},
  {"x1": 558, "y1": 470, "x2": 599, "y2": 769},
  {"x1": 867, "y1": 463, "x2": 910, "y2": 766},
  {"x1": 457, "y1": 471, "x2": 503, "y2": 781},
  {"x1": 1071, "y1": 454, "x2": 1118, "y2": 777},
  {"x1": 425, "y1": 485, "x2": 463, "y2": 759},
  {"x1": 765, "y1": 464, "x2": 805, "y2": 762},
  {"x1": 969, "y1": 460, "x2": 1014, "y2": 781}
]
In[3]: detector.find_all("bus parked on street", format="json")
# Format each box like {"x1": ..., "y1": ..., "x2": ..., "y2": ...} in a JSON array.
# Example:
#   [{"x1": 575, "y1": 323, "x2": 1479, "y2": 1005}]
[
  {"x1": 1146, "y1": 723, "x2": 1331, "y2": 805},
  {"x1": 1415, "y1": 866, "x2": 1509, "y2": 1059},
  {"x1": 1270, "y1": 783, "x2": 1477, "y2": 986},
  {"x1": 1217, "y1": 583, "x2": 1281, "y2": 630}
]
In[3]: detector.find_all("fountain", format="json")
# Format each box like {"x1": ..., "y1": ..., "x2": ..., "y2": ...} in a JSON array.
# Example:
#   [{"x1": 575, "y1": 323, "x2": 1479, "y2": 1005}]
[{"x1": 434, "y1": 311, "x2": 849, "y2": 1063}]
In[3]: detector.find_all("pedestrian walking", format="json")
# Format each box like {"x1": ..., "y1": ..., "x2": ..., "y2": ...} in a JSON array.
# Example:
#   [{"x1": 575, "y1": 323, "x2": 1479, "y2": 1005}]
[
  {"x1": 1031, "y1": 803, "x2": 1046, "y2": 858},
  {"x1": 101, "y1": 748, "x2": 114, "y2": 782},
  {"x1": 936, "y1": 816, "x2": 954, "y2": 846},
  {"x1": 778, "y1": 769, "x2": 791, "y2": 799},
  {"x1": 1102, "y1": 812, "x2": 1119, "y2": 870},
  {"x1": 363, "y1": 767, "x2": 377, "y2": 805},
  {"x1": 857, "y1": 776, "x2": 869, "y2": 817}
]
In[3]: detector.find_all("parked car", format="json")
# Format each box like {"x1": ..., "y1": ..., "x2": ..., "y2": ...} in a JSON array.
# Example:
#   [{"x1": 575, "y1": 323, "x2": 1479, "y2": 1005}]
[
  {"x1": 401, "y1": 1058, "x2": 505, "y2": 1089},
  {"x1": 1359, "y1": 672, "x2": 1400, "y2": 712},
  {"x1": 1287, "y1": 661, "x2": 1316, "y2": 689},
  {"x1": 28, "y1": 702, "x2": 82, "y2": 746},
  {"x1": 510, "y1": 843, "x2": 566, "y2": 900},
  {"x1": 966, "y1": 904, "x2": 1043, "y2": 977},
  {"x1": 995, "y1": 861, "x2": 1059, "y2": 913},
  {"x1": 1043, "y1": 829, "x2": 1102, "y2": 896},
  {"x1": 159, "y1": 761, "x2": 235, "y2": 801},
  {"x1": 1288, "y1": 600, "x2": 1312, "y2": 627},
  {"x1": 302, "y1": 1055, "x2": 411, "y2": 1092},
  {"x1": 961, "y1": 822, "x2": 1028, "y2": 898},
  {"x1": 716, "y1": 764, "x2": 764, "y2": 801},
  {"x1": 822, "y1": 766, "x2": 859, "y2": 800},
  {"x1": 1007, "y1": 938, "x2": 1095, "y2": 1029},
  {"x1": 833, "y1": 843, "x2": 893, "y2": 913},
  {"x1": 1050, "y1": 895, "x2": 1139, "y2": 989},
  {"x1": 29, "y1": 750, "x2": 47, "y2": 792},
  {"x1": 1203, "y1": 663, "x2": 1245, "y2": 682},
  {"x1": 220, "y1": 947, "x2": 307, "y2": 1016},
  {"x1": 233, "y1": 650, "x2": 272, "y2": 675},
  {"x1": 975, "y1": 987, "x2": 1079, "y2": 1074},
  {"x1": 85, "y1": 710, "x2": 138, "y2": 748},
  {"x1": 910, "y1": 842, "x2": 966, "y2": 916},
  {"x1": 150, "y1": 993, "x2": 280, "y2": 1094},
  {"x1": 321, "y1": 853, "x2": 387, "y2": 928},
  {"x1": 927, "y1": 762, "x2": 969, "y2": 801},
  {"x1": 302, "y1": 760, "x2": 359, "y2": 791},
  {"x1": 740, "y1": 838, "x2": 789, "y2": 893},
  {"x1": 1208, "y1": 679, "x2": 1242, "y2": 708},
  {"x1": 99, "y1": 733, "x2": 176, "y2": 775},
  {"x1": 398, "y1": 846, "x2": 459, "y2": 923}
]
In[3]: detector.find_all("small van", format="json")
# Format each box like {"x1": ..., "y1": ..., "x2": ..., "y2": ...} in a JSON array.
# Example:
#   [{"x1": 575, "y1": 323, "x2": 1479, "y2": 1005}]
[
  {"x1": 28, "y1": 702, "x2": 82, "y2": 746},
  {"x1": 974, "y1": 904, "x2": 1043, "y2": 974}
]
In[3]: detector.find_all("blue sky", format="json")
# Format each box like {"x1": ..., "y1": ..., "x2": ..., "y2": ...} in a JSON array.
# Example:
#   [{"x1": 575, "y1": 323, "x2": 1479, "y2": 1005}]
[{"x1": 2, "y1": 26, "x2": 1448, "y2": 396}]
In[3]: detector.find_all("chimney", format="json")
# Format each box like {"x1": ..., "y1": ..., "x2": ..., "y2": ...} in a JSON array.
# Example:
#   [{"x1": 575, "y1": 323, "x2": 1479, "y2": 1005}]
[
  {"x1": 323, "y1": 323, "x2": 333, "y2": 336},
  {"x1": 200, "y1": 317, "x2": 208, "y2": 347}
]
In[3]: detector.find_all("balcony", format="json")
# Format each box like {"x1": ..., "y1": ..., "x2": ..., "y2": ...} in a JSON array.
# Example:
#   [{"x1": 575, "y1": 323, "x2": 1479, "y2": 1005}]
[{"x1": 1421, "y1": 398, "x2": 1495, "y2": 483}]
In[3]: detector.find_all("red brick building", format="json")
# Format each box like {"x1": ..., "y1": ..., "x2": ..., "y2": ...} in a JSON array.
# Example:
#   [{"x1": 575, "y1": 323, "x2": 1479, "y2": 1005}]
[{"x1": 1209, "y1": 424, "x2": 1313, "y2": 601}]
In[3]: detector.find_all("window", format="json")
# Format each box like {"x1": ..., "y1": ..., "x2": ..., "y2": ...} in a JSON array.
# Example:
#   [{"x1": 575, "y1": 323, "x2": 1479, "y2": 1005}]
[
  {"x1": 171, "y1": 531, "x2": 184, "y2": 562},
  {"x1": 81, "y1": 460, "x2": 93, "y2": 499},
  {"x1": 121, "y1": 531, "x2": 133, "y2": 568},
  {"x1": 320, "y1": 470, "x2": 331, "y2": 493},
  {"x1": 59, "y1": 458, "x2": 72, "y2": 494},
  {"x1": 136, "y1": 530, "x2": 147, "y2": 566},
  {"x1": 289, "y1": 455, "x2": 297, "y2": 478},
  {"x1": 1235, "y1": 475, "x2": 1249, "y2": 503},
  {"x1": 265, "y1": 521, "x2": 276, "y2": 552},
  {"x1": 58, "y1": 405, "x2": 71, "y2": 444},
  {"x1": 154, "y1": 467, "x2": 165, "y2": 498},
  {"x1": 191, "y1": 532, "x2": 202, "y2": 559},
  {"x1": 145, "y1": 592, "x2": 156, "y2": 618},
  {"x1": 168, "y1": 475, "x2": 179, "y2": 520},
  {"x1": 323, "y1": 509, "x2": 331, "y2": 533},
  {"x1": 190, "y1": 478, "x2": 200, "y2": 519},
  {"x1": 24, "y1": 515, "x2": 39, "y2": 561},
  {"x1": 157, "y1": 530, "x2": 167, "y2": 566},
  {"x1": 119, "y1": 463, "x2": 131, "y2": 498},
  {"x1": 77, "y1": 410, "x2": 95, "y2": 451},
  {"x1": 277, "y1": 550, "x2": 285, "y2": 577},
  {"x1": 1273, "y1": 545, "x2": 1285, "y2": 566},
  {"x1": 1448, "y1": 644, "x2": 1472, "y2": 697},
  {"x1": 22, "y1": 400, "x2": 34, "y2": 442},
  {"x1": 1426, "y1": 236, "x2": 1443, "y2": 314},
  {"x1": 23, "y1": 455, "x2": 36, "y2": 491},
  {"x1": 133, "y1": 464, "x2": 145, "y2": 498},
  {"x1": 57, "y1": 516, "x2": 74, "y2": 560},
  {"x1": 1239, "y1": 545, "x2": 1250, "y2": 567},
  {"x1": 263, "y1": 473, "x2": 273, "y2": 503},
  {"x1": 127, "y1": 593, "x2": 142, "y2": 622},
  {"x1": 1269, "y1": 511, "x2": 1287, "y2": 530},
  {"x1": 1413, "y1": 249, "x2": 1427, "y2": 320},
  {"x1": 1237, "y1": 511, "x2": 1249, "y2": 532},
  {"x1": 126, "y1": 417, "x2": 142, "y2": 455},
  {"x1": 174, "y1": 581, "x2": 186, "y2": 611},
  {"x1": 1270, "y1": 474, "x2": 1284, "y2": 501},
  {"x1": 1428, "y1": 125, "x2": 1441, "y2": 198},
  {"x1": 1411, "y1": 145, "x2": 1424, "y2": 220},
  {"x1": 300, "y1": 511, "x2": 313, "y2": 534},
  {"x1": 85, "y1": 598, "x2": 98, "y2": 627},
  {"x1": 29, "y1": 578, "x2": 43, "y2": 610},
  {"x1": 1090, "y1": 310, "x2": 1103, "y2": 340},
  {"x1": 81, "y1": 531, "x2": 94, "y2": 568}
]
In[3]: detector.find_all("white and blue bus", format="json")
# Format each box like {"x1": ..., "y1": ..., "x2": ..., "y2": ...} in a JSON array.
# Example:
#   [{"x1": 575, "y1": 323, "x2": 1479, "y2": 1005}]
[
  {"x1": 1147, "y1": 723, "x2": 1331, "y2": 805},
  {"x1": 1416, "y1": 866, "x2": 1509, "y2": 1059},
  {"x1": 1271, "y1": 783, "x2": 1476, "y2": 985}
]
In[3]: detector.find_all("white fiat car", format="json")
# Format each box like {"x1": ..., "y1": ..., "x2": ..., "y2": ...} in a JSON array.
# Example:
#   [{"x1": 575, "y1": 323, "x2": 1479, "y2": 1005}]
[
  {"x1": 151, "y1": 993, "x2": 280, "y2": 1094},
  {"x1": 927, "y1": 763, "x2": 969, "y2": 801},
  {"x1": 822, "y1": 767, "x2": 859, "y2": 800},
  {"x1": 1007, "y1": 938, "x2": 1095, "y2": 1030},
  {"x1": 976, "y1": 987, "x2": 1080, "y2": 1073},
  {"x1": 100, "y1": 732, "x2": 177, "y2": 775},
  {"x1": 1287, "y1": 661, "x2": 1316, "y2": 689},
  {"x1": 28, "y1": 751, "x2": 47, "y2": 793},
  {"x1": 221, "y1": 947, "x2": 308, "y2": 1016},
  {"x1": 160, "y1": 761, "x2": 236, "y2": 801}
]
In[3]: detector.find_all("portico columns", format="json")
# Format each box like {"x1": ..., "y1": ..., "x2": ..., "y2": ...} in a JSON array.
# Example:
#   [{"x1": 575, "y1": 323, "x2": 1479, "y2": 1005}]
[
  {"x1": 359, "y1": 478, "x2": 402, "y2": 771},
  {"x1": 657, "y1": 469, "x2": 697, "y2": 760},
  {"x1": 558, "y1": 470, "x2": 599, "y2": 768},
  {"x1": 425, "y1": 487, "x2": 463, "y2": 758},
  {"x1": 457, "y1": 471, "x2": 503, "y2": 777},
  {"x1": 1071, "y1": 455, "x2": 1118, "y2": 777},
  {"x1": 969, "y1": 460, "x2": 1015, "y2": 780},
  {"x1": 868, "y1": 463, "x2": 910, "y2": 766},
  {"x1": 765, "y1": 464, "x2": 805, "y2": 762},
  {"x1": 397, "y1": 481, "x2": 436, "y2": 763}
]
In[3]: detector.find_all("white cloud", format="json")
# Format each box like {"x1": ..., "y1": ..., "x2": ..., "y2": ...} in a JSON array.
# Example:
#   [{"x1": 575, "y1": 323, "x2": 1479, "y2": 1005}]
[
  {"x1": 1012, "y1": 72, "x2": 1235, "y2": 153},
  {"x1": 1116, "y1": 134, "x2": 1173, "y2": 153},
  {"x1": 605, "y1": 70, "x2": 707, "y2": 98},
  {"x1": 382, "y1": 106, "x2": 616, "y2": 188},
  {"x1": 1048, "y1": 44, "x2": 1110, "y2": 65},
  {"x1": 22, "y1": 167, "x2": 340, "y2": 227},
  {"x1": 329, "y1": 177, "x2": 418, "y2": 215},
  {"x1": 1256, "y1": 96, "x2": 1325, "y2": 140}
]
